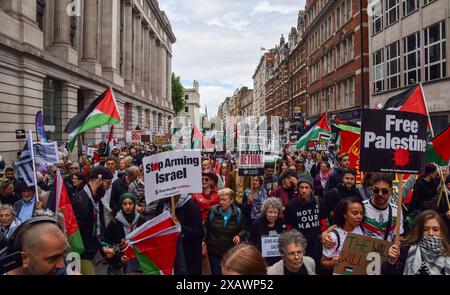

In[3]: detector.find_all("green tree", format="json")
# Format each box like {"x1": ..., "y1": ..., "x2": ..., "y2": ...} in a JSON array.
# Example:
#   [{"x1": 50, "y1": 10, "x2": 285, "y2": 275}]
[{"x1": 172, "y1": 73, "x2": 185, "y2": 115}]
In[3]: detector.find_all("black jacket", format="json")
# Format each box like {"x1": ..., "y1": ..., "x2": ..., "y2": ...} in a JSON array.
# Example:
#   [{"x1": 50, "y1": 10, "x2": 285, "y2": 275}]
[
  {"x1": 110, "y1": 177, "x2": 129, "y2": 215},
  {"x1": 174, "y1": 199, "x2": 204, "y2": 275},
  {"x1": 103, "y1": 214, "x2": 146, "y2": 269},
  {"x1": 323, "y1": 183, "x2": 362, "y2": 218},
  {"x1": 409, "y1": 177, "x2": 439, "y2": 213},
  {"x1": 72, "y1": 185, "x2": 106, "y2": 260},
  {"x1": 324, "y1": 167, "x2": 343, "y2": 194},
  {"x1": 248, "y1": 215, "x2": 286, "y2": 266},
  {"x1": 0, "y1": 193, "x2": 20, "y2": 206}
]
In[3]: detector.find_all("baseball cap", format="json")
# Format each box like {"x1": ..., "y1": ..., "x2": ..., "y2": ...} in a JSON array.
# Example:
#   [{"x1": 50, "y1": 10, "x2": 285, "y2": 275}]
[{"x1": 89, "y1": 166, "x2": 113, "y2": 180}]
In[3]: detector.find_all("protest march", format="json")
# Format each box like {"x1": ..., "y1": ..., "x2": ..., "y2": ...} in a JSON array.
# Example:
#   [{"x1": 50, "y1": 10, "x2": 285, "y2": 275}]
[{"x1": 0, "y1": 84, "x2": 449, "y2": 278}]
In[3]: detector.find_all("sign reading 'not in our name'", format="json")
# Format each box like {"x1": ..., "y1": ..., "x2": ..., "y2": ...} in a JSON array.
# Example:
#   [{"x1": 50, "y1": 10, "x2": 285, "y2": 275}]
[{"x1": 360, "y1": 109, "x2": 427, "y2": 174}]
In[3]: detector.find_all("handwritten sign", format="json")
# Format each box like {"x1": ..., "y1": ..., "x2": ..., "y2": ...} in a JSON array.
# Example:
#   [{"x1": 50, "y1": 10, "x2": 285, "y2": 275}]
[
  {"x1": 261, "y1": 236, "x2": 280, "y2": 258},
  {"x1": 333, "y1": 233, "x2": 393, "y2": 275}
]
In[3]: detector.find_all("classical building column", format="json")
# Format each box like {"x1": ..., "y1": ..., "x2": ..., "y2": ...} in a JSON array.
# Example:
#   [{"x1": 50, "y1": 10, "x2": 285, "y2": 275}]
[
  {"x1": 48, "y1": 0, "x2": 77, "y2": 65},
  {"x1": 152, "y1": 111, "x2": 158, "y2": 134},
  {"x1": 160, "y1": 46, "x2": 167, "y2": 103},
  {"x1": 143, "y1": 25, "x2": 151, "y2": 99},
  {"x1": 80, "y1": 0, "x2": 101, "y2": 75},
  {"x1": 134, "y1": 13, "x2": 144, "y2": 97},
  {"x1": 150, "y1": 35, "x2": 158, "y2": 101},
  {"x1": 124, "y1": 0, "x2": 135, "y2": 92},
  {"x1": 167, "y1": 52, "x2": 173, "y2": 110},
  {"x1": 83, "y1": 90, "x2": 103, "y2": 144},
  {"x1": 155, "y1": 41, "x2": 162, "y2": 103},
  {"x1": 60, "y1": 82, "x2": 79, "y2": 159},
  {"x1": 101, "y1": 0, "x2": 123, "y2": 86}
]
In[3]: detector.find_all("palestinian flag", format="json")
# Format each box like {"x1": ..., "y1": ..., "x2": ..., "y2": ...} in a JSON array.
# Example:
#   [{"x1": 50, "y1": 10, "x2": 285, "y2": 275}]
[
  {"x1": 426, "y1": 125, "x2": 450, "y2": 166},
  {"x1": 64, "y1": 87, "x2": 120, "y2": 151},
  {"x1": 124, "y1": 211, "x2": 180, "y2": 275},
  {"x1": 191, "y1": 124, "x2": 203, "y2": 149},
  {"x1": 381, "y1": 84, "x2": 432, "y2": 132},
  {"x1": 55, "y1": 170, "x2": 84, "y2": 254},
  {"x1": 296, "y1": 113, "x2": 331, "y2": 150}
]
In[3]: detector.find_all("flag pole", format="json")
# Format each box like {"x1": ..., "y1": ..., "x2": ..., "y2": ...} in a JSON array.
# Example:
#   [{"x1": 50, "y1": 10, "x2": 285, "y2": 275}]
[
  {"x1": 28, "y1": 131, "x2": 40, "y2": 202},
  {"x1": 419, "y1": 83, "x2": 435, "y2": 137},
  {"x1": 394, "y1": 173, "x2": 404, "y2": 246}
]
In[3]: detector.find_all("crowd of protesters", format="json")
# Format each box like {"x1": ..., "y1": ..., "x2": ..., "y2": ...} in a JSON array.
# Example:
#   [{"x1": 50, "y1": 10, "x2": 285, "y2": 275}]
[{"x1": 0, "y1": 141, "x2": 449, "y2": 276}]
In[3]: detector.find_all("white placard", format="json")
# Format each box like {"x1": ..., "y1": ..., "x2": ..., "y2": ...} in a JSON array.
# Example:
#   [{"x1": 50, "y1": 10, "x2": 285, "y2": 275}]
[
  {"x1": 143, "y1": 150, "x2": 202, "y2": 204},
  {"x1": 261, "y1": 236, "x2": 280, "y2": 258}
]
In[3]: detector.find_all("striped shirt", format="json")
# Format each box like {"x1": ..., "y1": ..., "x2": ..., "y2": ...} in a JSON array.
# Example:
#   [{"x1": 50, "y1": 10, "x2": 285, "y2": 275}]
[{"x1": 362, "y1": 199, "x2": 403, "y2": 242}]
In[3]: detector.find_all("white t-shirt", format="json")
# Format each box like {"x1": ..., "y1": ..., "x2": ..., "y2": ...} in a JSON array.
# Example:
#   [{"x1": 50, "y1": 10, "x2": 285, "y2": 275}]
[
  {"x1": 322, "y1": 226, "x2": 364, "y2": 258},
  {"x1": 362, "y1": 199, "x2": 403, "y2": 242}
]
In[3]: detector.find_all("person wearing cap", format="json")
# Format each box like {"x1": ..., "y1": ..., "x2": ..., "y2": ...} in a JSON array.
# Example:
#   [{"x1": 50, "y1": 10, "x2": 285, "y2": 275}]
[
  {"x1": 284, "y1": 174, "x2": 324, "y2": 261},
  {"x1": 72, "y1": 165, "x2": 114, "y2": 275},
  {"x1": 103, "y1": 192, "x2": 145, "y2": 275},
  {"x1": 295, "y1": 157, "x2": 311, "y2": 180},
  {"x1": 109, "y1": 166, "x2": 140, "y2": 216},
  {"x1": 192, "y1": 171, "x2": 219, "y2": 222},
  {"x1": 14, "y1": 181, "x2": 43, "y2": 223},
  {"x1": 269, "y1": 171, "x2": 298, "y2": 207}
]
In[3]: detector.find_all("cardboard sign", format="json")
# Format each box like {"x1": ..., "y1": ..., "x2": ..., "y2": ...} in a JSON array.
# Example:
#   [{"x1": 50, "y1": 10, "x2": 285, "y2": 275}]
[
  {"x1": 261, "y1": 236, "x2": 280, "y2": 257},
  {"x1": 360, "y1": 109, "x2": 427, "y2": 174},
  {"x1": 333, "y1": 233, "x2": 393, "y2": 275},
  {"x1": 143, "y1": 150, "x2": 202, "y2": 204},
  {"x1": 154, "y1": 135, "x2": 168, "y2": 145}
]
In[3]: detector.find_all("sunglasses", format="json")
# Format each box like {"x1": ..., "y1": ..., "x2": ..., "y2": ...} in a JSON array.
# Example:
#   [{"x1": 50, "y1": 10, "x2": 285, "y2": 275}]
[
  {"x1": 202, "y1": 178, "x2": 210, "y2": 182},
  {"x1": 70, "y1": 167, "x2": 78, "y2": 170},
  {"x1": 372, "y1": 188, "x2": 390, "y2": 195}
]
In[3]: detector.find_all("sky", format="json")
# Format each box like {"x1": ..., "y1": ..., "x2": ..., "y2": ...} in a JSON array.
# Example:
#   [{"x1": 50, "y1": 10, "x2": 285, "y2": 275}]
[{"x1": 159, "y1": 0, "x2": 306, "y2": 118}]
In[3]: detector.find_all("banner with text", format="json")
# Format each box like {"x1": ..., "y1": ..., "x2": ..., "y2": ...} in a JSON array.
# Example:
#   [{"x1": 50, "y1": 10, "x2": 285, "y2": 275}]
[
  {"x1": 360, "y1": 109, "x2": 427, "y2": 174},
  {"x1": 143, "y1": 150, "x2": 202, "y2": 204}
]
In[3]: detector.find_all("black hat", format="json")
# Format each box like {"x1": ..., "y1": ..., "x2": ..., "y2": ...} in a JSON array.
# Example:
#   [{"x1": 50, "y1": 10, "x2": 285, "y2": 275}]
[
  {"x1": 89, "y1": 166, "x2": 113, "y2": 180},
  {"x1": 16, "y1": 180, "x2": 34, "y2": 194}
]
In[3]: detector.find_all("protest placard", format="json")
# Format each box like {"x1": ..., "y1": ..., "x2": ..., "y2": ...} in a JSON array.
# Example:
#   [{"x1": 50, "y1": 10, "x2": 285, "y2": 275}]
[
  {"x1": 360, "y1": 109, "x2": 427, "y2": 174},
  {"x1": 143, "y1": 150, "x2": 202, "y2": 204},
  {"x1": 261, "y1": 236, "x2": 280, "y2": 258},
  {"x1": 333, "y1": 233, "x2": 393, "y2": 275}
]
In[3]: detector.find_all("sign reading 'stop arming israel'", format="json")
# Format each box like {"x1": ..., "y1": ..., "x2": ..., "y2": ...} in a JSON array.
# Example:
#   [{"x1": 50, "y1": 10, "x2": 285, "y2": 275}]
[
  {"x1": 360, "y1": 109, "x2": 427, "y2": 174},
  {"x1": 143, "y1": 150, "x2": 202, "y2": 204}
]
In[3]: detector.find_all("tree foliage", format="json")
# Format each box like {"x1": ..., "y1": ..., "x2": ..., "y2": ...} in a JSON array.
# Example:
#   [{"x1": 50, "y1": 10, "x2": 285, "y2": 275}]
[{"x1": 172, "y1": 73, "x2": 185, "y2": 115}]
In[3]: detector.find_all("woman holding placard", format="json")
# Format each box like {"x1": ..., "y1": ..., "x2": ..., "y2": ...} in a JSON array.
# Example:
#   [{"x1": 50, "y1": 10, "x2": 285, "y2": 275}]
[
  {"x1": 248, "y1": 197, "x2": 286, "y2": 266},
  {"x1": 320, "y1": 197, "x2": 365, "y2": 274},
  {"x1": 382, "y1": 209, "x2": 450, "y2": 275}
]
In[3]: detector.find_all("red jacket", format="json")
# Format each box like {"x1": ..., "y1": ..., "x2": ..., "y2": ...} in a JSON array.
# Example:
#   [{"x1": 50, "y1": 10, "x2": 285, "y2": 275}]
[{"x1": 191, "y1": 187, "x2": 219, "y2": 222}]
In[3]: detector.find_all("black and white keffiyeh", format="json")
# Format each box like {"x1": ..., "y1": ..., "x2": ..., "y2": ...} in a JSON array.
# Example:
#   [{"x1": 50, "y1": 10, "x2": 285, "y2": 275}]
[{"x1": 403, "y1": 236, "x2": 450, "y2": 275}]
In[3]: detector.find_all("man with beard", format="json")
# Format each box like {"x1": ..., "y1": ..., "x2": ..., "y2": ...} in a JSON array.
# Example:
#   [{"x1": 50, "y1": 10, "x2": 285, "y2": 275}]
[
  {"x1": 269, "y1": 171, "x2": 298, "y2": 208},
  {"x1": 322, "y1": 173, "x2": 403, "y2": 250},
  {"x1": 323, "y1": 168, "x2": 362, "y2": 219},
  {"x1": 324, "y1": 153, "x2": 350, "y2": 194},
  {"x1": 72, "y1": 166, "x2": 114, "y2": 275},
  {"x1": 284, "y1": 174, "x2": 324, "y2": 261}
]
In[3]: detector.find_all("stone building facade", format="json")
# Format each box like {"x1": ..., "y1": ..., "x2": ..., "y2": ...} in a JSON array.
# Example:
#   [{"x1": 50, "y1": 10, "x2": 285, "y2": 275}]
[
  {"x1": 368, "y1": 0, "x2": 449, "y2": 133},
  {"x1": 0, "y1": 0, "x2": 175, "y2": 163},
  {"x1": 182, "y1": 80, "x2": 201, "y2": 128},
  {"x1": 252, "y1": 50, "x2": 274, "y2": 117}
]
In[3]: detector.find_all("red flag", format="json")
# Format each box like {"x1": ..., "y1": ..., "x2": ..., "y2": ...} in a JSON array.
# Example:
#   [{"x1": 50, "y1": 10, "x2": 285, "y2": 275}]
[{"x1": 340, "y1": 130, "x2": 362, "y2": 183}]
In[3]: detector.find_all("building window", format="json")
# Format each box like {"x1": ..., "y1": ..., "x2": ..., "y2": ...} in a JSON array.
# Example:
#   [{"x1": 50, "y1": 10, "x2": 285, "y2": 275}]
[
  {"x1": 43, "y1": 79, "x2": 62, "y2": 143},
  {"x1": 185, "y1": 95, "x2": 189, "y2": 100},
  {"x1": 373, "y1": 49, "x2": 384, "y2": 93},
  {"x1": 372, "y1": 0, "x2": 383, "y2": 35},
  {"x1": 386, "y1": 41, "x2": 400, "y2": 89},
  {"x1": 70, "y1": 16, "x2": 77, "y2": 48},
  {"x1": 402, "y1": 0, "x2": 418, "y2": 17},
  {"x1": 423, "y1": 0, "x2": 437, "y2": 5},
  {"x1": 36, "y1": 0, "x2": 45, "y2": 30},
  {"x1": 403, "y1": 31, "x2": 420, "y2": 85},
  {"x1": 424, "y1": 21, "x2": 447, "y2": 81},
  {"x1": 185, "y1": 106, "x2": 189, "y2": 112},
  {"x1": 385, "y1": 0, "x2": 399, "y2": 26}
]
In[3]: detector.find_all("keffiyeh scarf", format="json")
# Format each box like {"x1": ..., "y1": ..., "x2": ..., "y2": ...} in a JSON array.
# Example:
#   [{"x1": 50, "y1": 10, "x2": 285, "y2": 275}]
[{"x1": 403, "y1": 236, "x2": 450, "y2": 275}]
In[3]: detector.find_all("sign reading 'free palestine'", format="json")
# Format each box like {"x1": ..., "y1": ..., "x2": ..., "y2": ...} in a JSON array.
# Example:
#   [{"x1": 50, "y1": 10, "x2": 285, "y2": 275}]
[{"x1": 360, "y1": 109, "x2": 427, "y2": 174}]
